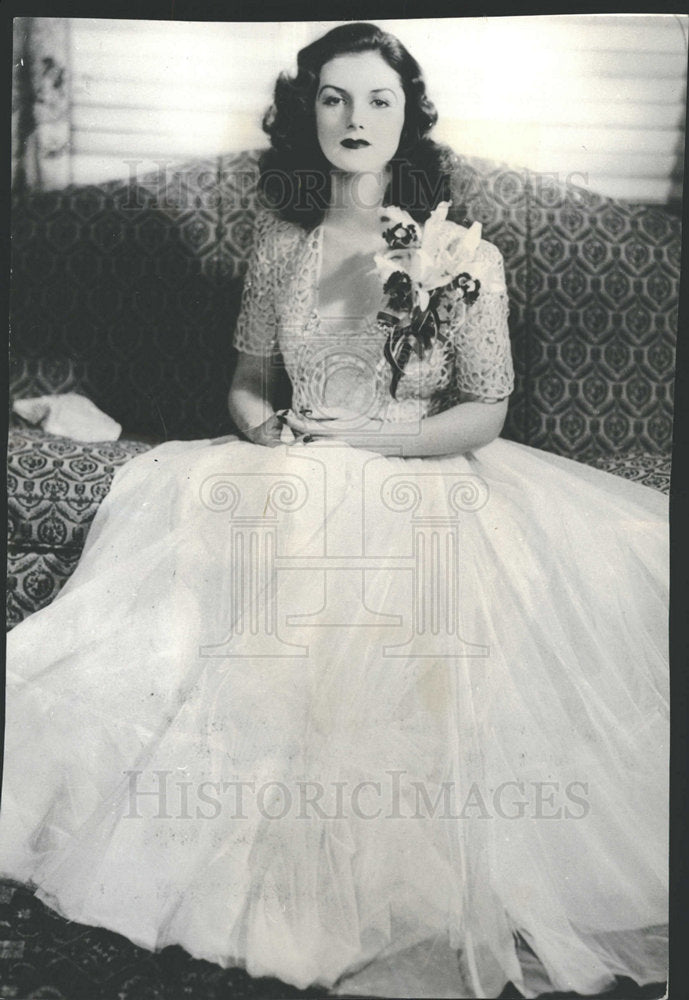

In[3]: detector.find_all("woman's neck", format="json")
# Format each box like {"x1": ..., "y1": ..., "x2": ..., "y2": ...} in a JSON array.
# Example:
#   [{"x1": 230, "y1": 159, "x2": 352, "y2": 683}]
[{"x1": 326, "y1": 169, "x2": 389, "y2": 235}]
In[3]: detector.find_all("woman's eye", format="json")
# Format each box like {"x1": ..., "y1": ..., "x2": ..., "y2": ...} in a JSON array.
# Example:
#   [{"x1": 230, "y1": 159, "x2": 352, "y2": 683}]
[
  {"x1": 372, "y1": 99, "x2": 390, "y2": 108},
  {"x1": 322, "y1": 96, "x2": 342, "y2": 106}
]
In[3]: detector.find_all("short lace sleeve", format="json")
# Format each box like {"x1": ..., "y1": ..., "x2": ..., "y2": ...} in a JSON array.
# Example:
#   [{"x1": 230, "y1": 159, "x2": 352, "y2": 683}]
[
  {"x1": 232, "y1": 209, "x2": 280, "y2": 357},
  {"x1": 449, "y1": 240, "x2": 514, "y2": 402}
]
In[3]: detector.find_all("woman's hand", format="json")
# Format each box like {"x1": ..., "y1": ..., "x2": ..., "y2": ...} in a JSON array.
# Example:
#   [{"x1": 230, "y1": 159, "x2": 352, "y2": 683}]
[
  {"x1": 228, "y1": 352, "x2": 283, "y2": 446},
  {"x1": 283, "y1": 398, "x2": 508, "y2": 457},
  {"x1": 284, "y1": 408, "x2": 387, "y2": 449},
  {"x1": 243, "y1": 412, "x2": 287, "y2": 448},
  {"x1": 284, "y1": 409, "x2": 400, "y2": 455}
]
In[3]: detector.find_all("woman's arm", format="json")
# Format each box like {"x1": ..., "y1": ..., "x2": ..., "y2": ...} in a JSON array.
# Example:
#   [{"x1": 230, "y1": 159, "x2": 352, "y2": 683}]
[
  {"x1": 285, "y1": 394, "x2": 508, "y2": 456},
  {"x1": 376, "y1": 396, "x2": 508, "y2": 456},
  {"x1": 228, "y1": 352, "x2": 283, "y2": 447},
  {"x1": 227, "y1": 209, "x2": 288, "y2": 448}
]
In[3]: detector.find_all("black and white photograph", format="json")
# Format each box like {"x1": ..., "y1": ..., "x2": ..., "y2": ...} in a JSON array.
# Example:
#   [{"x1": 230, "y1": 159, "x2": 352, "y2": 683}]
[{"x1": 2, "y1": 11, "x2": 686, "y2": 1000}]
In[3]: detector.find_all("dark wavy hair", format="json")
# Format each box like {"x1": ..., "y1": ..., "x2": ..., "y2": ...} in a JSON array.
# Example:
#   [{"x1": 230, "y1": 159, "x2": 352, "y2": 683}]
[{"x1": 259, "y1": 22, "x2": 454, "y2": 229}]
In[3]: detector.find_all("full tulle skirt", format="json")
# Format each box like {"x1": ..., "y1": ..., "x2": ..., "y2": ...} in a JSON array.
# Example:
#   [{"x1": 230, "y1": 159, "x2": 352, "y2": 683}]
[{"x1": 0, "y1": 435, "x2": 668, "y2": 997}]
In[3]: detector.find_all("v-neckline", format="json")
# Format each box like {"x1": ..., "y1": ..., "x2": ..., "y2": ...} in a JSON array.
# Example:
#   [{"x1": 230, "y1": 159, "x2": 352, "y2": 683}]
[{"x1": 310, "y1": 223, "x2": 384, "y2": 327}]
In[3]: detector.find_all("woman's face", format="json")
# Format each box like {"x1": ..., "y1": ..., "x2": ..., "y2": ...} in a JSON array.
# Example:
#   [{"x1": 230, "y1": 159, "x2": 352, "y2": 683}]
[{"x1": 315, "y1": 51, "x2": 406, "y2": 175}]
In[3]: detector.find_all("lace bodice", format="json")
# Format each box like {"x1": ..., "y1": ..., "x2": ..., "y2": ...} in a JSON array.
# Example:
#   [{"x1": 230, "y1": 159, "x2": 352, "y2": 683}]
[{"x1": 233, "y1": 208, "x2": 514, "y2": 422}]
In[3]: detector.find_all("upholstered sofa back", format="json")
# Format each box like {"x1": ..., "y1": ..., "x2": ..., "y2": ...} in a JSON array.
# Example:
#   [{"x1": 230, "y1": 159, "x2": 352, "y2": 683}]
[{"x1": 10, "y1": 150, "x2": 679, "y2": 459}]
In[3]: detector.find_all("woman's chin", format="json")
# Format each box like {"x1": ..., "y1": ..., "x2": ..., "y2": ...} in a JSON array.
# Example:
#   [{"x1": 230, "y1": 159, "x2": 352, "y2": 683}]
[{"x1": 328, "y1": 154, "x2": 389, "y2": 176}]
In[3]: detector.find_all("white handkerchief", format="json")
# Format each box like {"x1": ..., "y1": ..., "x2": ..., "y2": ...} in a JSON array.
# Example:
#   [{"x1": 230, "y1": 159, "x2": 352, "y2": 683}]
[{"x1": 13, "y1": 393, "x2": 122, "y2": 442}]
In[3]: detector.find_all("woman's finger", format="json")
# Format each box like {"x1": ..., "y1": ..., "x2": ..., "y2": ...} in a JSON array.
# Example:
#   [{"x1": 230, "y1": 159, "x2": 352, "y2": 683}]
[
  {"x1": 285, "y1": 414, "x2": 319, "y2": 433},
  {"x1": 210, "y1": 434, "x2": 239, "y2": 447}
]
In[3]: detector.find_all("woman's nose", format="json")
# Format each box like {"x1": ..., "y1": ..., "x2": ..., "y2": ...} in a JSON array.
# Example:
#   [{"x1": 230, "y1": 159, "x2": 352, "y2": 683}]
[{"x1": 346, "y1": 101, "x2": 365, "y2": 130}]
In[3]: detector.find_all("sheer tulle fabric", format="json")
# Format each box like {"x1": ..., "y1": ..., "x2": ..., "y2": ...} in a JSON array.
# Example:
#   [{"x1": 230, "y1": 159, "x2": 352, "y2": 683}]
[
  {"x1": 1, "y1": 437, "x2": 668, "y2": 997},
  {"x1": 0, "y1": 208, "x2": 667, "y2": 997}
]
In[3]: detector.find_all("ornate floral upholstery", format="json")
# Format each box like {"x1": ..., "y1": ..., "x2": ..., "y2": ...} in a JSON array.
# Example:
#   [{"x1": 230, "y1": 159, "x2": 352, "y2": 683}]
[
  {"x1": 8, "y1": 150, "x2": 677, "y2": 626},
  {"x1": 7, "y1": 428, "x2": 152, "y2": 628},
  {"x1": 586, "y1": 451, "x2": 672, "y2": 493}
]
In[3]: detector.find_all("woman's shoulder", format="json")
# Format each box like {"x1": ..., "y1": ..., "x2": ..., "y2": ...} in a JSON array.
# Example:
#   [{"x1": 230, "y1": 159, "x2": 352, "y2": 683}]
[
  {"x1": 436, "y1": 233, "x2": 507, "y2": 308},
  {"x1": 252, "y1": 206, "x2": 311, "y2": 255},
  {"x1": 474, "y1": 236, "x2": 504, "y2": 265},
  {"x1": 473, "y1": 236, "x2": 507, "y2": 292}
]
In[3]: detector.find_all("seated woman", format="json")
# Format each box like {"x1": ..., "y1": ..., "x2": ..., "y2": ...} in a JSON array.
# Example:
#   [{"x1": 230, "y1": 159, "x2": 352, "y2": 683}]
[{"x1": 0, "y1": 21, "x2": 668, "y2": 1000}]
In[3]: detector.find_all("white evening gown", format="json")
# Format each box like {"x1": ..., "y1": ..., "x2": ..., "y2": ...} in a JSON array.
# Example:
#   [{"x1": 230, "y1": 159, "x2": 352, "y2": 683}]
[{"x1": 1, "y1": 210, "x2": 668, "y2": 999}]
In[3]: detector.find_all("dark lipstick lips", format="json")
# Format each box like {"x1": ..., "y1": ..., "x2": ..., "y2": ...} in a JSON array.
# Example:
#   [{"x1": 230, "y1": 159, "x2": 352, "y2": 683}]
[{"x1": 340, "y1": 139, "x2": 370, "y2": 148}]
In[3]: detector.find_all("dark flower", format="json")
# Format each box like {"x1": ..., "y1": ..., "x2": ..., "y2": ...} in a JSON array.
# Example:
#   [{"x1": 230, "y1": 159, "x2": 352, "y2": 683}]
[
  {"x1": 383, "y1": 271, "x2": 413, "y2": 313},
  {"x1": 379, "y1": 250, "x2": 482, "y2": 400},
  {"x1": 383, "y1": 222, "x2": 419, "y2": 249},
  {"x1": 451, "y1": 272, "x2": 481, "y2": 306}
]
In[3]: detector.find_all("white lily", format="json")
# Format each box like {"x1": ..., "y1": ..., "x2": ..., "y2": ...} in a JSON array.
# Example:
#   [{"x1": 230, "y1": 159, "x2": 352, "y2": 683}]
[{"x1": 374, "y1": 201, "x2": 497, "y2": 315}]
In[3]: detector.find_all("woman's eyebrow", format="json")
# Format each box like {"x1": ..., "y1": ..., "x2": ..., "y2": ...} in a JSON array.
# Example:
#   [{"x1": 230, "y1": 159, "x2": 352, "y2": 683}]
[
  {"x1": 317, "y1": 84, "x2": 348, "y2": 97},
  {"x1": 317, "y1": 85, "x2": 399, "y2": 98}
]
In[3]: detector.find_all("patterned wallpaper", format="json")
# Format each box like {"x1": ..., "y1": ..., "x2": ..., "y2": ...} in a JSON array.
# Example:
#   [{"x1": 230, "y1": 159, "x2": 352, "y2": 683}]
[{"x1": 451, "y1": 156, "x2": 679, "y2": 460}]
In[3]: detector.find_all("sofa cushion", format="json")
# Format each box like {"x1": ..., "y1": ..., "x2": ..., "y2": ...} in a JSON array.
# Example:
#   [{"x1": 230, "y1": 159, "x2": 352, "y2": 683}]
[
  {"x1": 7, "y1": 427, "x2": 152, "y2": 551},
  {"x1": 454, "y1": 159, "x2": 678, "y2": 462},
  {"x1": 521, "y1": 180, "x2": 678, "y2": 460},
  {"x1": 7, "y1": 549, "x2": 82, "y2": 631},
  {"x1": 9, "y1": 152, "x2": 256, "y2": 440},
  {"x1": 586, "y1": 450, "x2": 672, "y2": 493}
]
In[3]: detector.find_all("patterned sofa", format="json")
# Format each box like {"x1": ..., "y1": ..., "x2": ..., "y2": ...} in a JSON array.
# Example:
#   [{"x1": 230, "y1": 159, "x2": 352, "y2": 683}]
[{"x1": 7, "y1": 150, "x2": 678, "y2": 628}]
